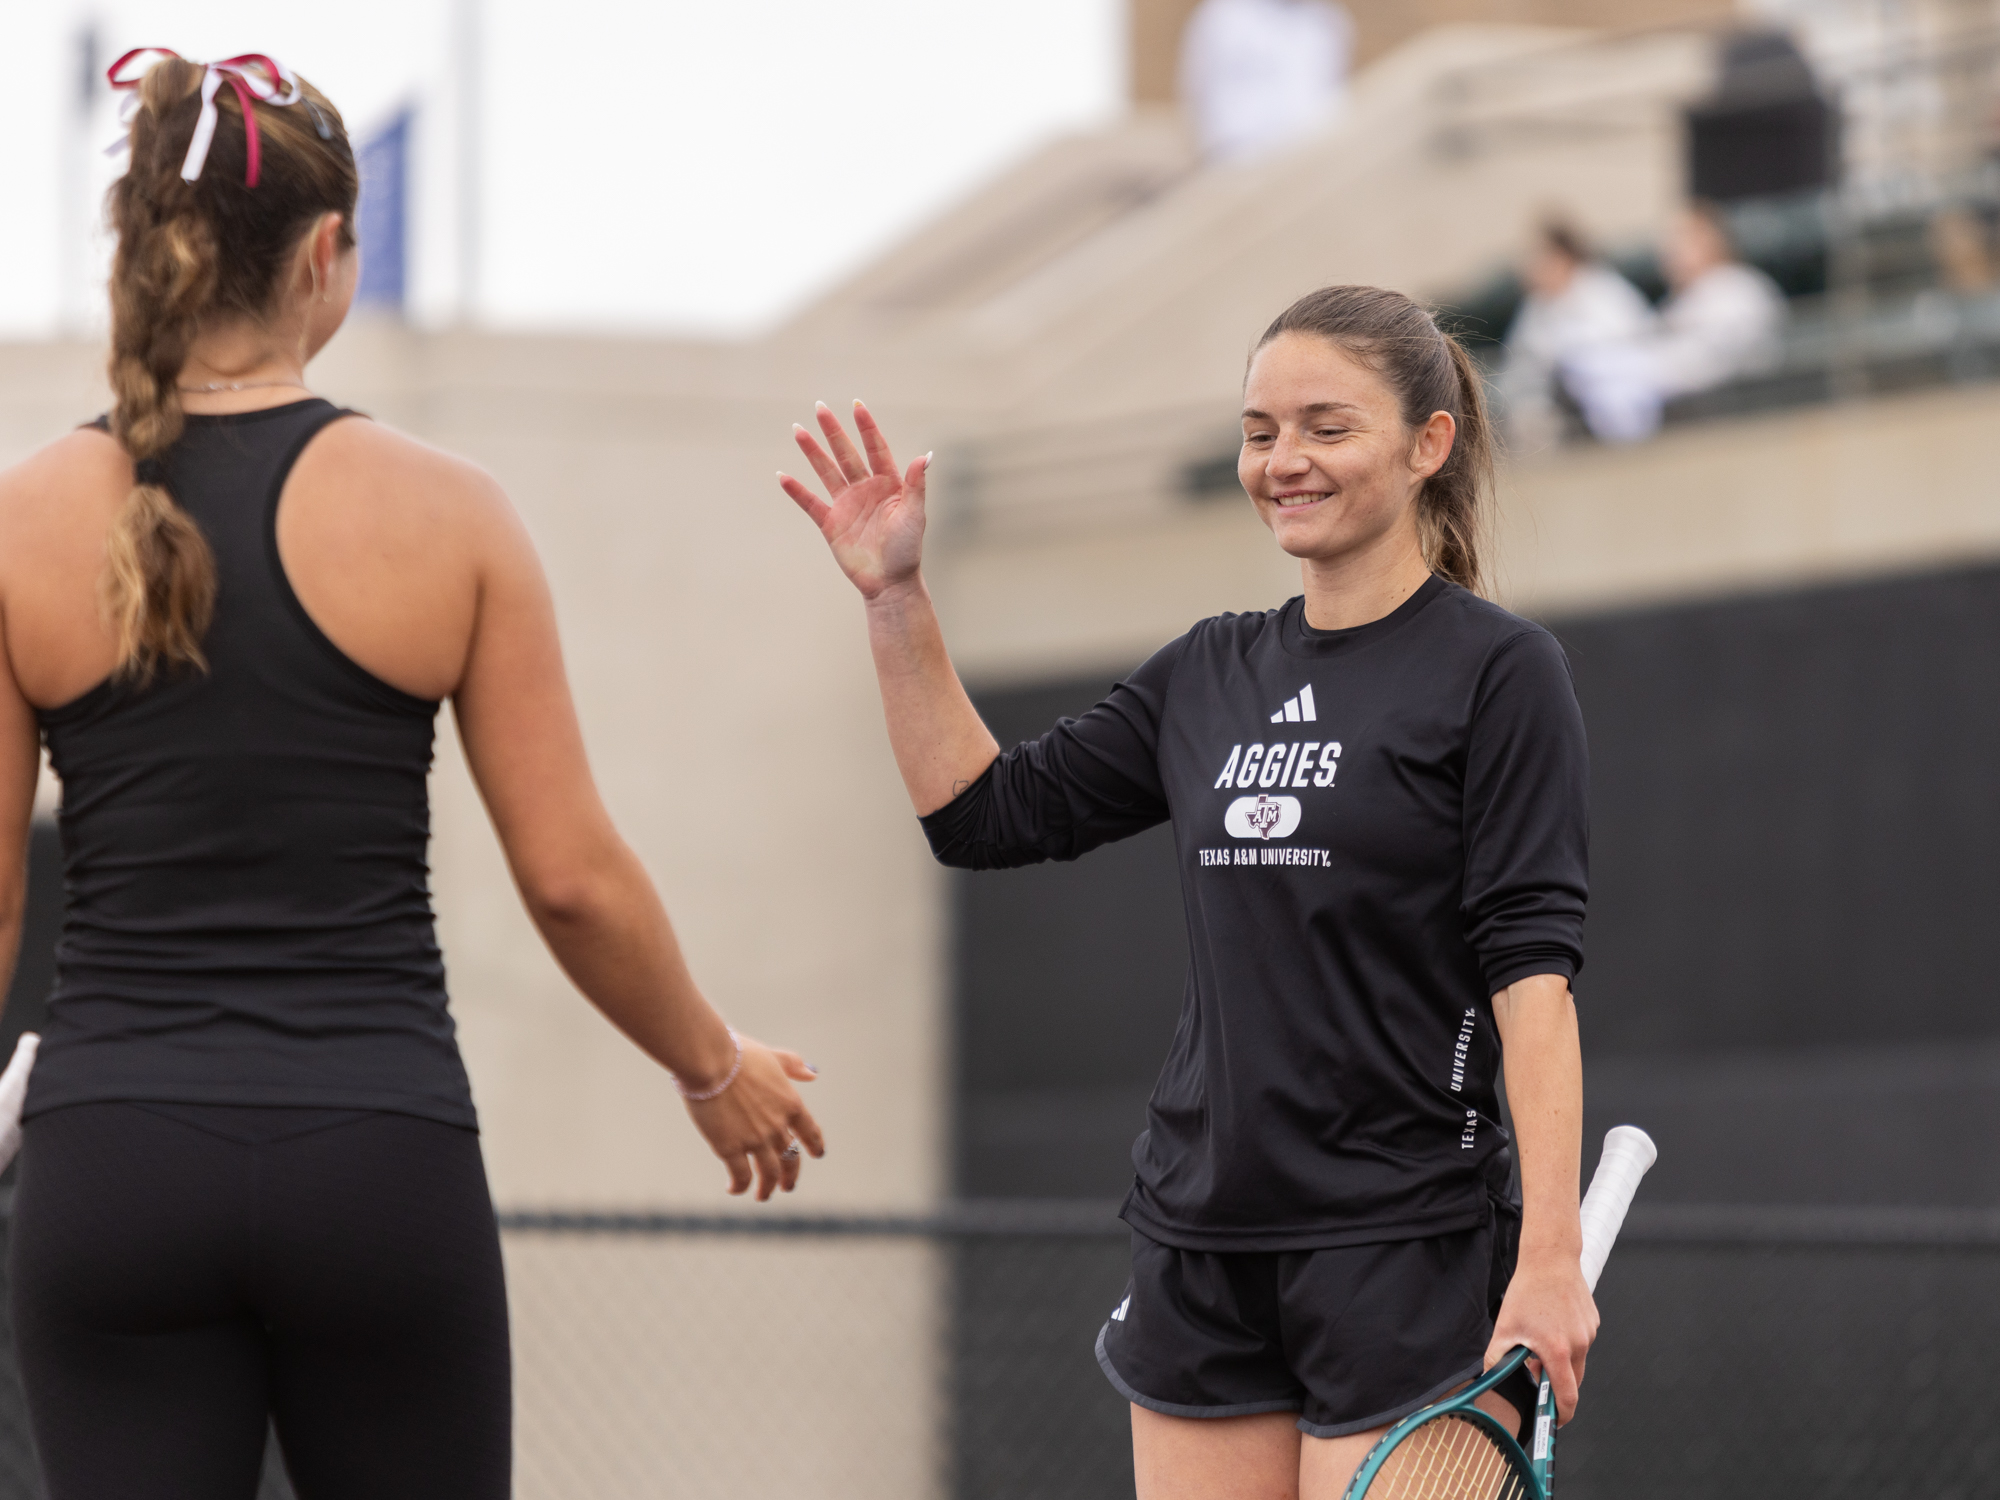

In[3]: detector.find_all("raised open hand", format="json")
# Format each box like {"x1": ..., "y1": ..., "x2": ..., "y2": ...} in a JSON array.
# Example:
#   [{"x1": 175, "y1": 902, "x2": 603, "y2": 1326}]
[{"x1": 778, "y1": 400, "x2": 930, "y2": 600}]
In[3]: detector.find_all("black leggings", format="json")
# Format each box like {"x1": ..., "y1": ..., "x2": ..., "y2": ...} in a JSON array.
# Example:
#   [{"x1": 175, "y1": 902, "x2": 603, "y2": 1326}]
[{"x1": 9, "y1": 1103, "x2": 511, "y2": 1500}]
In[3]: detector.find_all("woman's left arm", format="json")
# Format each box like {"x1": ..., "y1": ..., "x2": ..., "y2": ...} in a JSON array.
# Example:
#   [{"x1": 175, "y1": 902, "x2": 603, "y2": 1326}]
[
  {"x1": 1460, "y1": 625, "x2": 1593, "y2": 1420},
  {"x1": 1486, "y1": 973, "x2": 1596, "y2": 1424}
]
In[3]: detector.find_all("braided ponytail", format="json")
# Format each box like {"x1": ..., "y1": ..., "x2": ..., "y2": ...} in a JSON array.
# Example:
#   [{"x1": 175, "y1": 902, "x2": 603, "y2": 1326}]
[
  {"x1": 100, "y1": 53, "x2": 357, "y2": 681},
  {"x1": 106, "y1": 60, "x2": 219, "y2": 679}
]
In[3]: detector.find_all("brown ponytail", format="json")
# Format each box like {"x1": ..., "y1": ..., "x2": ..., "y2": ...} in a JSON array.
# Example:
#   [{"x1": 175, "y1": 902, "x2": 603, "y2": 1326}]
[
  {"x1": 1428, "y1": 335, "x2": 1495, "y2": 595},
  {"x1": 102, "y1": 54, "x2": 358, "y2": 681},
  {"x1": 1253, "y1": 286, "x2": 1497, "y2": 596}
]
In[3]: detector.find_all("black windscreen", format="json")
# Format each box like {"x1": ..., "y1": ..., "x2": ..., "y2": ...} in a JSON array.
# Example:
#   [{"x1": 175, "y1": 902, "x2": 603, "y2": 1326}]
[
  {"x1": 1557, "y1": 563, "x2": 2000, "y2": 1055},
  {"x1": 954, "y1": 675, "x2": 1186, "y2": 1199},
  {"x1": 952, "y1": 564, "x2": 2000, "y2": 1204}
]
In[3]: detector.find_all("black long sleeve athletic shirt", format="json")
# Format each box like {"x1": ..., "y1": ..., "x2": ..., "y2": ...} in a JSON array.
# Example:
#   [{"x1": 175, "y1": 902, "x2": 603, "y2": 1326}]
[{"x1": 922, "y1": 577, "x2": 1588, "y2": 1251}]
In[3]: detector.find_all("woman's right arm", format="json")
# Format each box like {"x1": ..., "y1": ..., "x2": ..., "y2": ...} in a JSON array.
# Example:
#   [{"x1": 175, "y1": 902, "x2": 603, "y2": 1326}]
[
  {"x1": 449, "y1": 477, "x2": 822, "y2": 1201},
  {"x1": 780, "y1": 402, "x2": 999, "y2": 815}
]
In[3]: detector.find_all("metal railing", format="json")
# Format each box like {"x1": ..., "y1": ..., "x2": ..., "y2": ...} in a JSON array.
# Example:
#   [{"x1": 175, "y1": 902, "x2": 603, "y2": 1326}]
[
  {"x1": 0, "y1": 1202, "x2": 1990, "y2": 1498},
  {"x1": 931, "y1": 401, "x2": 1242, "y2": 541},
  {"x1": 1429, "y1": 13, "x2": 2000, "y2": 213}
]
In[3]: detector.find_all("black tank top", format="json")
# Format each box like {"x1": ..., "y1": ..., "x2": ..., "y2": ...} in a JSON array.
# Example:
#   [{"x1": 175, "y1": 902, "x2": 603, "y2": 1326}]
[{"x1": 27, "y1": 399, "x2": 476, "y2": 1127}]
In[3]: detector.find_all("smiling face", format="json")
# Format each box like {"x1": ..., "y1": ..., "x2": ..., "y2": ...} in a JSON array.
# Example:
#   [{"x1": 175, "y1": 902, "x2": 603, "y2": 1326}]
[{"x1": 1238, "y1": 331, "x2": 1455, "y2": 567}]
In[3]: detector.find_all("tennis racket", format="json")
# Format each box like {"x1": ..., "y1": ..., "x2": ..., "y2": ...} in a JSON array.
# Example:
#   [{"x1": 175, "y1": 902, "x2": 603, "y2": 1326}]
[
  {"x1": 1338, "y1": 1125, "x2": 1658, "y2": 1500},
  {"x1": 0, "y1": 1032, "x2": 39, "y2": 1174}
]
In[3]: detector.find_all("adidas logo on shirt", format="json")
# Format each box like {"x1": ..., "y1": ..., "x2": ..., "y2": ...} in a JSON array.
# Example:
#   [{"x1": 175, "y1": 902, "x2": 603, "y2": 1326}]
[
  {"x1": 1270, "y1": 684, "x2": 1317, "y2": 724},
  {"x1": 1111, "y1": 1295, "x2": 1131, "y2": 1322}
]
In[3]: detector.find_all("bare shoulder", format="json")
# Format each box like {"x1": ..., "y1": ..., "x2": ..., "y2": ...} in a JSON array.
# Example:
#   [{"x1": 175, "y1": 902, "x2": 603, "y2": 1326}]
[
  {"x1": 278, "y1": 416, "x2": 539, "y2": 700},
  {"x1": 291, "y1": 415, "x2": 536, "y2": 589},
  {"x1": 305, "y1": 415, "x2": 512, "y2": 523},
  {"x1": 0, "y1": 428, "x2": 127, "y2": 576},
  {"x1": 0, "y1": 427, "x2": 126, "y2": 520}
]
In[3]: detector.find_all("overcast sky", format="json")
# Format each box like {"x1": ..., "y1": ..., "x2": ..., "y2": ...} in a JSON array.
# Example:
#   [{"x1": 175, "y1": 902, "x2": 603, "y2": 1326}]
[{"x1": 0, "y1": 0, "x2": 1126, "y2": 338}]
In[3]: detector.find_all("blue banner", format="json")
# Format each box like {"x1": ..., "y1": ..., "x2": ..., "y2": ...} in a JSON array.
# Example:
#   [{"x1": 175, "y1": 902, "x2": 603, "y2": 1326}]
[{"x1": 356, "y1": 108, "x2": 413, "y2": 311}]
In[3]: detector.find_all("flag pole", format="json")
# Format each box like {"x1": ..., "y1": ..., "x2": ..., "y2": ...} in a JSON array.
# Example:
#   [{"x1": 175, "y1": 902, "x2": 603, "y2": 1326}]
[
  {"x1": 455, "y1": 0, "x2": 482, "y2": 325},
  {"x1": 61, "y1": 22, "x2": 99, "y2": 333}
]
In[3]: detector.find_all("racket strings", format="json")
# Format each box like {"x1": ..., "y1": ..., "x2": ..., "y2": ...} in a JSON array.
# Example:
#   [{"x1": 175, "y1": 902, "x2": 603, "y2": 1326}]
[{"x1": 1359, "y1": 1413, "x2": 1529, "y2": 1500}]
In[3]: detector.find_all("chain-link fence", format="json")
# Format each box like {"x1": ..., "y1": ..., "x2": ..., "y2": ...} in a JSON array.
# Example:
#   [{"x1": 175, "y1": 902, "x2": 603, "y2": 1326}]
[
  {"x1": 0, "y1": 1202, "x2": 1990, "y2": 1498},
  {"x1": 1557, "y1": 1207, "x2": 2000, "y2": 1500},
  {"x1": 500, "y1": 1202, "x2": 1133, "y2": 1500}
]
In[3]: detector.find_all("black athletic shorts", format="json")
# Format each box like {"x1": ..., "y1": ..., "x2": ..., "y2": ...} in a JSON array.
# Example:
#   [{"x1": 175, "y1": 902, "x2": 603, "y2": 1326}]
[{"x1": 1096, "y1": 1211, "x2": 1534, "y2": 1440}]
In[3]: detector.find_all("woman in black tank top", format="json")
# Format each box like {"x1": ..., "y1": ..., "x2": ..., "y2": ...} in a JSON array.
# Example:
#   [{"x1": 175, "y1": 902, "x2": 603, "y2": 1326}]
[{"x1": 0, "y1": 52, "x2": 823, "y2": 1500}]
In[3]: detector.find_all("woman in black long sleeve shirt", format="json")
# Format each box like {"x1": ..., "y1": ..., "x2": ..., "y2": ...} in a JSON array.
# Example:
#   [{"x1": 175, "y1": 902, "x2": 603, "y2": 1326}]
[{"x1": 780, "y1": 286, "x2": 1594, "y2": 1500}]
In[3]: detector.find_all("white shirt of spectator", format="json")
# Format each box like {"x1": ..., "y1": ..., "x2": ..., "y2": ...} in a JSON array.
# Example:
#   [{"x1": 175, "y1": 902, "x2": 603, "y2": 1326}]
[
  {"x1": 1501, "y1": 262, "x2": 1655, "y2": 437},
  {"x1": 1180, "y1": 0, "x2": 1355, "y2": 164},
  {"x1": 1565, "y1": 261, "x2": 1787, "y2": 443},
  {"x1": 1653, "y1": 262, "x2": 1786, "y2": 397}
]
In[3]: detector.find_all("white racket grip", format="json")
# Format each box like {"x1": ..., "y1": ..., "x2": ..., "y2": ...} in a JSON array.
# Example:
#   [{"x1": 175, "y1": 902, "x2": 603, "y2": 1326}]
[
  {"x1": 0, "y1": 1033, "x2": 40, "y2": 1174},
  {"x1": 1578, "y1": 1125, "x2": 1656, "y2": 1292}
]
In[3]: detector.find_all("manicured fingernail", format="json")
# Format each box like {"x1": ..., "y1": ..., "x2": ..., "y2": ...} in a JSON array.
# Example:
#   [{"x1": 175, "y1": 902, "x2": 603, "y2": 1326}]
[
  {"x1": 815, "y1": 400, "x2": 831, "y2": 412},
  {"x1": 922, "y1": 452, "x2": 934, "y2": 469},
  {"x1": 793, "y1": 424, "x2": 807, "y2": 435},
  {"x1": 807, "y1": 1062, "x2": 820, "y2": 1074}
]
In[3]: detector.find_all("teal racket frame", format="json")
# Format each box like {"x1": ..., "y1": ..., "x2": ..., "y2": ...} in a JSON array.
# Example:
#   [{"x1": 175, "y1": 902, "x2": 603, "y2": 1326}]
[{"x1": 1338, "y1": 1345, "x2": 1559, "y2": 1499}]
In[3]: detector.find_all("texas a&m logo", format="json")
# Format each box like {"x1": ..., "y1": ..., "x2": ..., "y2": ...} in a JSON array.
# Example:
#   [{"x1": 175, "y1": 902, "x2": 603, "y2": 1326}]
[
  {"x1": 1244, "y1": 797, "x2": 1287, "y2": 836},
  {"x1": 1223, "y1": 793, "x2": 1303, "y2": 840}
]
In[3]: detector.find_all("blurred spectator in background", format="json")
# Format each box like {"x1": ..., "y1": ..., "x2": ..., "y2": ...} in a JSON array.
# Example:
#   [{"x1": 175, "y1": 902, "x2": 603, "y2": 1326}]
[
  {"x1": 1929, "y1": 205, "x2": 1996, "y2": 295},
  {"x1": 1180, "y1": 0, "x2": 1353, "y2": 164},
  {"x1": 1498, "y1": 217, "x2": 1654, "y2": 450},
  {"x1": 1564, "y1": 203, "x2": 1787, "y2": 443}
]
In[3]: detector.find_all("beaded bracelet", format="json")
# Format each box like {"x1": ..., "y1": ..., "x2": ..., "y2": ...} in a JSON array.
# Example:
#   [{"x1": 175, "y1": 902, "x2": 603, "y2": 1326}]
[{"x1": 675, "y1": 1029, "x2": 743, "y2": 1102}]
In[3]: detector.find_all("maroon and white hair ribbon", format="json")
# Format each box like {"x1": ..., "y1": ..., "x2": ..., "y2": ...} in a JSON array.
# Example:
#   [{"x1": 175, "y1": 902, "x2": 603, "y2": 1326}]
[{"x1": 105, "y1": 48, "x2": 303, "y2": 187}]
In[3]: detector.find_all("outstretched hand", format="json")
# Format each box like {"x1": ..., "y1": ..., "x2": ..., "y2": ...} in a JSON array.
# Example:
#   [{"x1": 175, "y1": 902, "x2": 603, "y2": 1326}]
[
  {"x1": 685, "y1": 1036, "x2": 824, "y2": 1201},
  {"x1": 778, "y1": 401, "x2": 930, "y2": 600}
]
